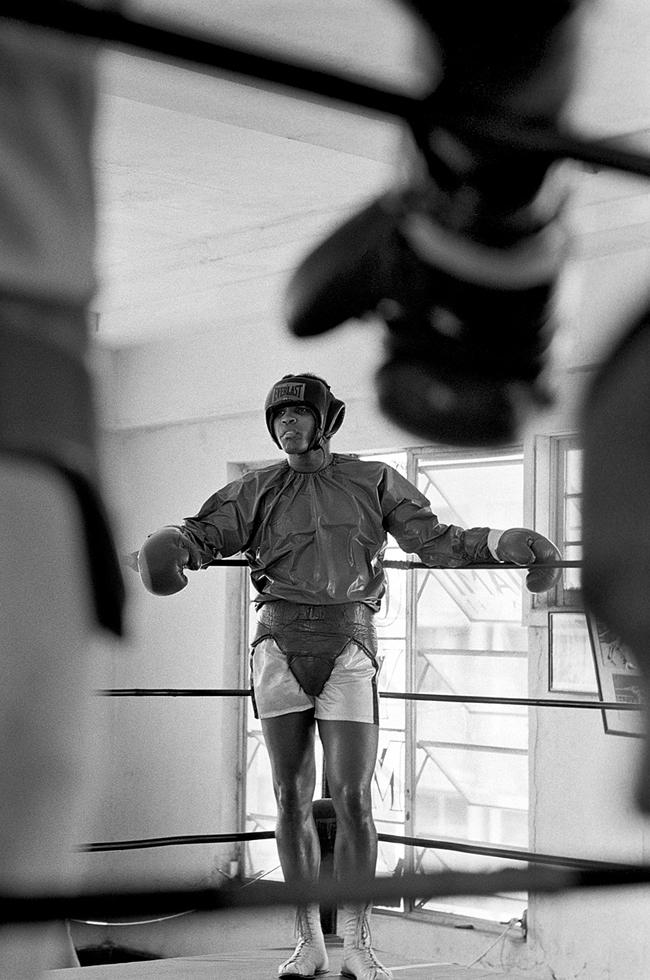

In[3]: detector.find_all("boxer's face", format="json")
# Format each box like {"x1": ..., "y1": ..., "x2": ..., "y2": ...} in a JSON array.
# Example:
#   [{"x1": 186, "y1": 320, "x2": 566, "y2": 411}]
[{"x1": 273, "y1": 404, "x2": 317, "y2": 454}]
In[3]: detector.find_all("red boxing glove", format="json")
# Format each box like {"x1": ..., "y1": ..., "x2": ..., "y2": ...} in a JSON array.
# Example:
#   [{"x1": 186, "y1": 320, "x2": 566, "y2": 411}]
[
  {"x1": 137, "y1": 527, "x2": 201, "y2": 596},
  {"x1": 495, "y1": 527, "x2": 561, "y2": 594}
]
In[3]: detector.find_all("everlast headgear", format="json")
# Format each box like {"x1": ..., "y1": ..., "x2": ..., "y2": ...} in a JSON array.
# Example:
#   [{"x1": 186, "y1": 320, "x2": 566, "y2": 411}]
[{"x1": 265, "y1": 374, "x2": 346, "y2": 449}]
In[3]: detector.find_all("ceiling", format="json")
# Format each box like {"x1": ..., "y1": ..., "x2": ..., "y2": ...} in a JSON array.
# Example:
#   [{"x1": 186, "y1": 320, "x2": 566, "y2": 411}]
[{"x1": 92, "y1": 0, "x2": 650, "y2": 350}]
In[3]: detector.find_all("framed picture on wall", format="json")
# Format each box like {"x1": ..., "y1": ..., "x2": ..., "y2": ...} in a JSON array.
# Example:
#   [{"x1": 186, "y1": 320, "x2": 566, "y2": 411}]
[{"x1": 586, "y1": 614, "x2": 644, "y2": 738}]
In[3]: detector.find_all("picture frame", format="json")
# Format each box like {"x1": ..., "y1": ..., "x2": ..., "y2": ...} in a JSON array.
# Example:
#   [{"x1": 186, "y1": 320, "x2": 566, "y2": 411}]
[{"x1": 586, "y1": 613, "x2": 644, "y2": 738}]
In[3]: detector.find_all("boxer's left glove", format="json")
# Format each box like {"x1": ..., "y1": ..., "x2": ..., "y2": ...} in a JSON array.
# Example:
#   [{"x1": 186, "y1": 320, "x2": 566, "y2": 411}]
[
  {"x1": 137, "y1": 526, "x2": 202, "y2": 596},
  {"x1": 491, "y1": 527, "x2": 562, "y2": 593}
]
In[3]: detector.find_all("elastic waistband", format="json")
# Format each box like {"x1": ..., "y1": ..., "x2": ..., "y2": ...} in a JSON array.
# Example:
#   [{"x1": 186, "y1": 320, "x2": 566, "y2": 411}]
[{"x1": 257, "y1": 601, "x2": 375, "y2": 628}]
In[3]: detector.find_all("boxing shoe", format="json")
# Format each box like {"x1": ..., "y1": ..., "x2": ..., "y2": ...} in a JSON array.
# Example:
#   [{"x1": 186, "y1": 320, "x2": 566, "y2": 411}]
[
  {"x1": 339, "y1": 904, "x2": 392, "y2": 980},
  {"x1": 341, "y1": 947, "x2": 393, "y2": 980},
  {"x1": 285, "y1": 3, "x2": 580, "y2": 447},
  {"x1": 278, "y1": 905, "x2": 329, "y2": 978}
]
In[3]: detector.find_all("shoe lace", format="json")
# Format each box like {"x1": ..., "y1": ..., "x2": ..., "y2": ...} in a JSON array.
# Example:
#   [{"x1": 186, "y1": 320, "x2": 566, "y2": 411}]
[
  {"x1": 295, "y1": 907, "x2": 317, "y2": 942},
  {"x1": 351, "y1": 911, "x2": 390, "y2": 975},
  {"x1": 284, "y1": 936, "x2": 309, "y2": 967},
  {"x1": 354, "y1": 907, "x2": 373, "y2": 949}
]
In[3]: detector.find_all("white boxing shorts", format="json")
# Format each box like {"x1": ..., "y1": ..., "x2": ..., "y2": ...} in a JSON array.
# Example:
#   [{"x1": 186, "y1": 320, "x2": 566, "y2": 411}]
[{"x1": 251, "y1": 637, "x2": 379, "y2": 724}]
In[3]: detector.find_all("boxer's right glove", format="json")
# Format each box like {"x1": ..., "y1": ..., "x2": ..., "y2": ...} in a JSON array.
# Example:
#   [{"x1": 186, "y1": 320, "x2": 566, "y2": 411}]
[{"x1": 138, "y1": 526, "x2": 202, "y2": 596}]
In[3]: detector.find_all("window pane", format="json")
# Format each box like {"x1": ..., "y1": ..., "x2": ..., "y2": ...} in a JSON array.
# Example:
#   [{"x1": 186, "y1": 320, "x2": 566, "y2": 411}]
[
  {"x1": 556, "y1": 441, "x2": 583, "y2": 603},
  {"x1": 414, "y1": 847, "x2": 526, "y2": 921},
  {"x1": 418, "y1": 456, "x2": 523, "y2": 530},
  {"x1": 414, "y1": 572, "x2": 529, "y2": 826},
  {"x1": 412, "y1": 452, "x2": 526, "y2": 921},
  {"x1": 565, "y1": 449, "x2": 582, "y2": 495},
  {"x1": 549, "y1": 612, "x2": 598, "y2": 693},
  {"x1": 562, "y1": 543, "x2": 582, "y2": 592},
  {"x1": 375, "y1": 596, "x2": 407, "y2": 881},
  {"x1": 564, "y1": 497, "x2": 582, "y2": 541},
  {"x1": 411, "y1": 448, "x2": 528, "y2": 917}
]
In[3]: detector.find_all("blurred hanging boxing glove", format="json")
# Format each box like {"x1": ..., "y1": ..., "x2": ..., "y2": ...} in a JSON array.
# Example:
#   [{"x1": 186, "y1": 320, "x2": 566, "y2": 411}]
[
  {"x1": 285, "y1": 2, "x2": 582, "y2": 446},
  {"x1": 137, "y1": 526, "x2": 202, "y2": 595},
  {"x1": 491, "y1": 527, "x2": 562, "y2": 593}
]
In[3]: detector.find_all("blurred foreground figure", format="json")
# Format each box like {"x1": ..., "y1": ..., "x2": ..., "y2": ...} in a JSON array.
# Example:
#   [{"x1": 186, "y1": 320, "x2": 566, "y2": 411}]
[
  {"x1": 582, "y1": 301, "x2": 650, "y2": 815},
  {"x1": 286, "y1": 1, "x2": 583, "y2": 446},
  {"x1": 0, "y1": 22, "x2": 123, "y2": 979}
]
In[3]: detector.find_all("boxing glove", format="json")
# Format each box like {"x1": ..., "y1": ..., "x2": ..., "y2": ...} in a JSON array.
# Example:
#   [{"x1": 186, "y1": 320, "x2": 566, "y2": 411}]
[
  {"x1": 285, "y1": 3, "x2": 579, "y2": 446},
  {"x1": 493, "y1": 527, "x2": 562, "y2": 593},
  {"x1": 137, "y1": 526, "x2": 202, "y2": 596},
  {"x1": 286, "y1": 191, "x2": 558, "y2": 445}
]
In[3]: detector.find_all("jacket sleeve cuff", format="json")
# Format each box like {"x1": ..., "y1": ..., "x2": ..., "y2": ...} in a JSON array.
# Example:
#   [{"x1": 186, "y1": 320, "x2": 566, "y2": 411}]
[{"x1": 487, "y1": 528, "x2": 505, "y2": 562}]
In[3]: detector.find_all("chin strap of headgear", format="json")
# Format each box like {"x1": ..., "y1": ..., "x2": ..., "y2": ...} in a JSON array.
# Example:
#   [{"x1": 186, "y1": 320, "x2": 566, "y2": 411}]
[{"x1": 264, "y1": 374, "x2": 346, "y2": 450}]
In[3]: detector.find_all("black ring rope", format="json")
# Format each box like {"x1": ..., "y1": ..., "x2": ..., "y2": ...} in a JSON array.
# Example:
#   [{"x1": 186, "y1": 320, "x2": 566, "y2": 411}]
[
  {"x1": 80, "y1": 831, "x2": 275, "y2": 853},
  {"x1": 379, "y1": 692, "x2": 642, "y2": 712},
  {"x1": 95, "y1": 558, "x2": 636, "y2": 876},
  {"x1": 78, "y1": 830, "x2": 639, "y2": 876},
  {"x1": 385, "y1": 560, "x2": 582, "y2": 570},
  {"x1": 96, "y1": 689, "x2": 640, "y2": 713},
  {"x1": 2, "y1": 864, "x2": 650, "y2": 925},
  {"x1": 158, "y1": 558, "x2": 582, "y2": 569},
  {"x1": 377, "y1": 835, "x2": 636, "y2": 873},
  {"x1": 3, "y1": 0, "x2": 650, "y2": 180},
  {"x1": 98, "y1": 688, "x2": 252, "y2": 697}
]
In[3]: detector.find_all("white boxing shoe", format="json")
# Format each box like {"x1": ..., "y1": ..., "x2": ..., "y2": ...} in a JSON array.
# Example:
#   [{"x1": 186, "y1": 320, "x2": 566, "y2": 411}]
[
  {"x1": 278, "y1": 905, "x2": 329, "y2": 978},
  {"x1": 340, "y1": 945, "x2": 392, "y2": 980},
  {"x1": 339, "y1": 903, "x2": 392, "y2": 980}
]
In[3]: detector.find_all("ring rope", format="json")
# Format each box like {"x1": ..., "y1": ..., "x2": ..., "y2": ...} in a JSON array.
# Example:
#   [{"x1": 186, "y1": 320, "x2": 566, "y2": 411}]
[
  {"x1": 380, "y1": 692, "x2": 641, "y2": 712},
  {"x1": 3, "y1": 864, "x2": 650, "y2": 924},
  {"x1": 376, "y1": 834, "x2": 634, "y2": 872},
  {"x1": 77, "y1": 829, "x2": 642, "y2": 876},
  {"x1": 3, "y1": 1, "x2": 650, "y2": 180},
  {"x1": 95, "y1": 688, "x2": 640, "y2": 713},
  {"x1": 80, "y1": 831, "x2": 275, "y2": 852},
  {"x1": 198, "y1": 559, "x2": 581, "y2": 568}
]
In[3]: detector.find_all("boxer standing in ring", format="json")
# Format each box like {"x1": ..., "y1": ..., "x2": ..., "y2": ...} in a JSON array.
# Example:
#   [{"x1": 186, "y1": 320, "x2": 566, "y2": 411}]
[{"x1": 138, "y1": 373, "x2": 561, "y2": 980}]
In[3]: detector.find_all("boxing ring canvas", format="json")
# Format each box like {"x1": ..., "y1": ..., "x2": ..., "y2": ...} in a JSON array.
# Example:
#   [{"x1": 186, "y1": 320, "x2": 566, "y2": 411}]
[{"x1": 44, "y1": 950, "x2": 540, "y2": 979}]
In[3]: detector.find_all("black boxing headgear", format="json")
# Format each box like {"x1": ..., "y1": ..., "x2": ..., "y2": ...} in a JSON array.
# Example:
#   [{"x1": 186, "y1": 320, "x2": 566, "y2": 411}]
[{"x1": 264, "y1": 374, "x2": 346, "y2": 449}]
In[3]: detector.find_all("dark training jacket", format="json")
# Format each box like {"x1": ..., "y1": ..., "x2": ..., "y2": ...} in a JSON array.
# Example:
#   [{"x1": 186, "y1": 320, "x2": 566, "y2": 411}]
[{"x1": 180, "y1": 454, "x2": 495, "y2": 610}]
